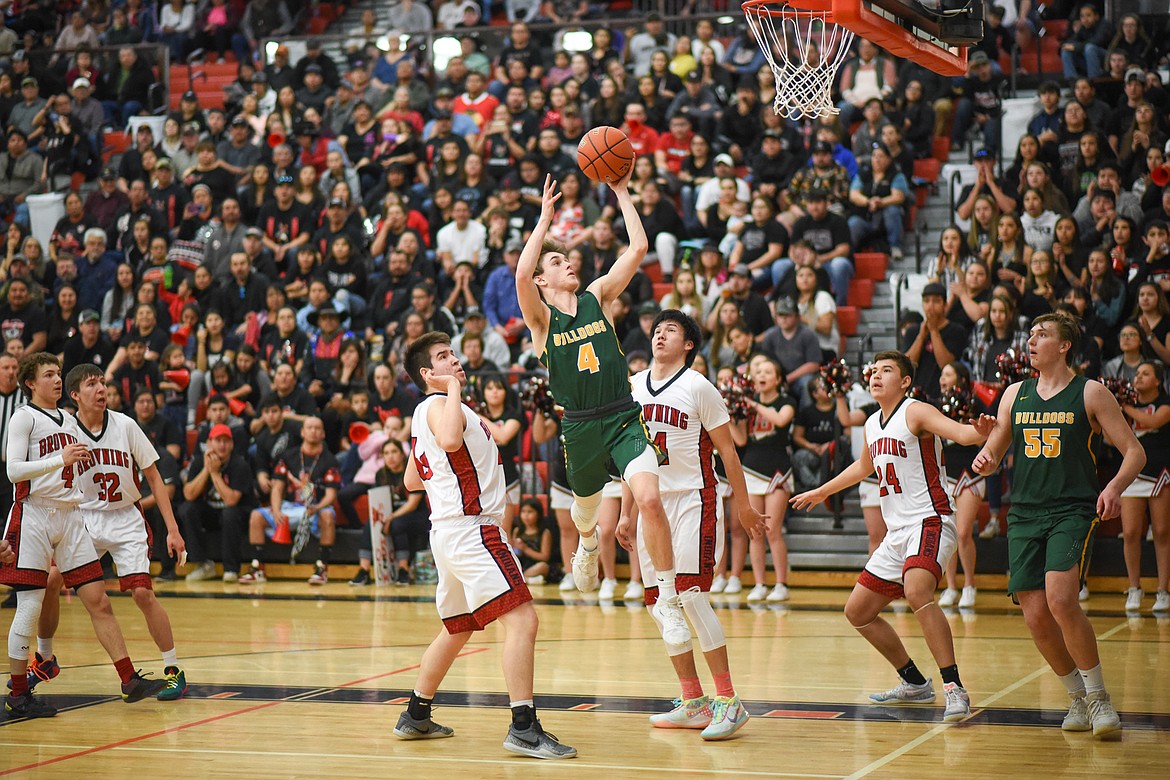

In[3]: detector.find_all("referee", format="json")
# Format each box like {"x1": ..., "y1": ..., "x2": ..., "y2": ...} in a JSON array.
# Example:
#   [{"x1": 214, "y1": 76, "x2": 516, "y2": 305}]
[{"x1": 0, "y1": 353, "x2": 23, "y2": 522}]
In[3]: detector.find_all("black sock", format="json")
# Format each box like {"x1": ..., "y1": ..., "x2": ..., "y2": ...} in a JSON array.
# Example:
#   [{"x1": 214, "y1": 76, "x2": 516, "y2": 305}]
[
  {"x1": 940, "y1": 664, "x2": 962, "y2": 687},
  {"x1": 897, "y1": 660, "x2": 928, "y2": 686},
  {"x1": 319, "y1": 546, "x2": 331, "y2": 565},
  {"x1": 511, "y1": 704, "x2": 536, "y2": 730},
  {"x1": 407, "y1": 691, "x2": 432, "y2": 720},
  {"x1": 252, "y1": 544, "x2": 264, "y2": 561}
]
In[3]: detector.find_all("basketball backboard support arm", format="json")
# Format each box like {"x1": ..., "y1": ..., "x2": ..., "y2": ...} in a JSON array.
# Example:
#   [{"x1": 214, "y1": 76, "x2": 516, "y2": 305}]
[{"x1": 831, "y1": 0, "x2": 985, "y2": 76}]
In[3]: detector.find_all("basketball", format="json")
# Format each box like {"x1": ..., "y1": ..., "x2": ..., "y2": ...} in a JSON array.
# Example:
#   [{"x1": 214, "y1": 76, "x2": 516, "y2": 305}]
[{"x1": 577, "y1": 126, "x2": 635, "y2": 184}]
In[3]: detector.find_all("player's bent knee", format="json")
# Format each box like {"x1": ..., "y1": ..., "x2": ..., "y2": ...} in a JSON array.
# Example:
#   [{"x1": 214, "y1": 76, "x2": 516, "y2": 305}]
[
  {"x1": 681, "y1": 592, "x2": 726, "y2": 653},
  {"x1": 131, "y1": 587, "x2": 156, "y2": 609}
]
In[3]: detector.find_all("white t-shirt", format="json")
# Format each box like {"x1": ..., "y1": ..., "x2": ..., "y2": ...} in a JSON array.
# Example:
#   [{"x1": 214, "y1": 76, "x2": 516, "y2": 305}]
[{"x1": 436, "y1": 220, "x2": 488, "y2": 268}]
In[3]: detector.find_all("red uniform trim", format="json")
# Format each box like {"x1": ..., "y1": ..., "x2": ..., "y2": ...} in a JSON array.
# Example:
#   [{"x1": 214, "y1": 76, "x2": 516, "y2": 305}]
[
  {"x1": 446, "y1": 444, "x2": 483, "y2": 516},
  {"x1": 14, "y1": 479, "x2": 29, "y2": 502},
  {"x1": 858, "y1": 568, "x2": 905, "y2": 599},
  {"x1": 918, "y1": 434, "x2": 953, "y2": 516},
  {"x1": 904, "y1": 516, "x2": 944, "y2": 583},
  {"x1": 119, "y1": 573, "x2": 153, "y2": 591},
  {"x1": 441, "y1": 526, "x2": 531, "y2": 634},
  {"x1": 0, "y1": 502, "x2": 49, "y2": 588},
  {"x1": 61, "y1": 559, "x2": 105, "y2": 589}
]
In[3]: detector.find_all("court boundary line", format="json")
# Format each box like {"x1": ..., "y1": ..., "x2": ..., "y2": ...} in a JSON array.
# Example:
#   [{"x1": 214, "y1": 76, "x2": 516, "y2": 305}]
[{"x1": 841, "y1": 620, "x2": 1131, "y2": 779}]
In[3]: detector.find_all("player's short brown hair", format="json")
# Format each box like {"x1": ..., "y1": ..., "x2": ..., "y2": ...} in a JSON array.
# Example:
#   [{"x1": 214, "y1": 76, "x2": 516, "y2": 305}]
[
  {"x1": 532, "y1": 238, "x2": 568, "y2": 279},
  {"x1": 17, "y1": 352, "x2": 61, "y2": 398},
  {"x1": 873, "y1": 350, "x2": 915, "y2": 380},
  {"x1": 1033, "y1": 310, "x2": 1081, "y2": 366},
  {"x1": 65, "y1": 363, "x2": 104, "y2": 399},
  {"x1": 405, "y1": 331, "x2": 452, "y2": 392}
]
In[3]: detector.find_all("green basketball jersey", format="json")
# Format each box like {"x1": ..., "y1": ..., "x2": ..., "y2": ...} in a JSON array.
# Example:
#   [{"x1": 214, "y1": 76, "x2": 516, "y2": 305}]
[
  {"x1": 540, "y1": 291, "x2": 630, "y2": 412},
  {"x1": 1009, "y1": 375, "x2": 1099, "y2": 510}
]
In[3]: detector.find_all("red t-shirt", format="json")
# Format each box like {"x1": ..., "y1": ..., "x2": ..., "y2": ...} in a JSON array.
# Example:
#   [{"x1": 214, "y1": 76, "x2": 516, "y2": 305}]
[
  {"x1": 624, "y1": 122, "x2": 660, "y2": 159},
  {"x1": 453, "y1": 92, "x2": 500, "y2": 129},
  {"x1": 655, "y1": 131, "x2": 693, "y2": 174}
]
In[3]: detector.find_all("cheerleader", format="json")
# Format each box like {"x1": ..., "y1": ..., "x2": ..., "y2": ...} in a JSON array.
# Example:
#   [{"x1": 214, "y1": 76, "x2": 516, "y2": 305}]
[
  {"x1": 937, "y1": 362, "x2": 986, "y2": 609},
  {"x1": 477, "y1": 374, "x2": 528, "y2": 537}
]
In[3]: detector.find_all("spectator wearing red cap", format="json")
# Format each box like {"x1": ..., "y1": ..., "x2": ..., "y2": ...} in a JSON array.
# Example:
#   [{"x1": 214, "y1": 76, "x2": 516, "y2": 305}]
[{"x1": 180, "y1": 421, "x2": 255, "y2": 582}]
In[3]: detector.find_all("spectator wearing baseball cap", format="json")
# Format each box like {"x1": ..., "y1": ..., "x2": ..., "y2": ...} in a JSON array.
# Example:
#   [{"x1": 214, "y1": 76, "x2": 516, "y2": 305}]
[
  {"x1": 8, "y1": 76, "x2": 46, "y2": 137},
  {"x1": 951, "y1": 44, "x2": 1003, "y2": 155},
  {"x1": 900, "y1": 281, "x2": 970, "y2": 398},
  {"x1": 694, "y1": 153, "x2": 751, "y2": 217}
]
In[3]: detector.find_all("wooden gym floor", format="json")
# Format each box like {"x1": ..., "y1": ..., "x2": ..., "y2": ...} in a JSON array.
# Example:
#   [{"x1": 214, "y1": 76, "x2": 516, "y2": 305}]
[{"x1": 0, "y1": 581, "x2": 1166, "y2": 778}]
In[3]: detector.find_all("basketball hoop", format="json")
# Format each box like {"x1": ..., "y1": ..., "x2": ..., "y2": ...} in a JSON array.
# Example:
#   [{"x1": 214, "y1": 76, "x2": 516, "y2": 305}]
[{"x1": 744, "y1": 0, "x2": 854, "y2": 121}]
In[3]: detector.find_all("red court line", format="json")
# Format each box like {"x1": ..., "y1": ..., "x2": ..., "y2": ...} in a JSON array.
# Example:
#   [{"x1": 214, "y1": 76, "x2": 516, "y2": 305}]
[
  {"x1": 334, "y1": 647, "x2": 490, "y2": 688},
  {"x1": 0, "y1": 702, "x2": 280, "y2": 776}
]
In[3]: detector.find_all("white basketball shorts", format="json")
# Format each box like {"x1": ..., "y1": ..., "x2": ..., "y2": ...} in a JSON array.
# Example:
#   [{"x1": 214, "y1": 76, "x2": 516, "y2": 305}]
[
  {"x1": 0, "y1": 500, "x2": 102, "y2": 589},
  {"x1": 83, "y1": 505, "x2": 153, "y2": 591},
  {"x1": 431, "y1": 518, "x2": 531, "y2": 634},
  {"x1": 858, "y1": 516, "x2": 957, "y2": 599},
  {"x1": 638, "y1": 487, "x2": 724, "y2": 605}
]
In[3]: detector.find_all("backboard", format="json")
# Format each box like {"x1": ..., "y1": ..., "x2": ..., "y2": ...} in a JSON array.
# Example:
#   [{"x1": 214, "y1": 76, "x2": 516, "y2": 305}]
[{"x1": 832, "y1": 0, "x2": 985, "y2": 76}]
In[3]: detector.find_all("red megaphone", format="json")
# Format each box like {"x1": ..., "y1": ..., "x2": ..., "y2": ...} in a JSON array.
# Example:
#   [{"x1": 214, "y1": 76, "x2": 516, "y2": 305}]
[
  {"x1": 1153, "y1": 164, "x2": 1170, "y2": 187},
  {"x1": 272, "y1": 515, "x2": 292, "y2": 544},
  {"x1": 228, "y1": 397, "x2": 247, "y2": 416},
  {"x1": 349, "y1": 422, "x2": 370, "y2": 444},
  {"x1": 267, "y1": 132, "x2": 285, "y2": 149},
  {"x1": 972, "y1": 381, "x2": 999, "y2": 408},
  {"x1": 164, "y1": 369, "x2": 190, "y2": 391},
  {"x1": 171, "y1": 325, "x2": 191, "y2": 345}
]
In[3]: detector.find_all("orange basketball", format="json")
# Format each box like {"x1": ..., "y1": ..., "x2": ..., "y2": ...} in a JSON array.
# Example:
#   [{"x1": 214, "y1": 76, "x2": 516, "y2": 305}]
[{"x1": 577, "y1": 126, "x2": 635, "y2": 184}]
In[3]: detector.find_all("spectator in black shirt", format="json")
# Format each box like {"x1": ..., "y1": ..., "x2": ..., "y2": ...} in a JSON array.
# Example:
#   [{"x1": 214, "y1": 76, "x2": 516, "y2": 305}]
[
  {"x1": 730, "y1": 196, "x2": 789, "y2": 291},
  {"x1": 258, "y1": 174, "x2": 313, "y2": 268},
  {"x1": 633, "y1": 180, "x2": 686, "y2": 282},
  {"x1": 216, "y1": 252, "x2": 270, "y2": 333},
  {"x1": 901, "y1": 282, "x2": 971, "y2": 399},
  {"x1": 112, "y1": 335, "x2": 163, "y2": 407},
  {"x1": 133, "y1": 387, "x2": 184, "y2": 462},
  {"x1": 714, "y1": 265, "x2": 773, "y2": 337},
  {"x1": 180, "y1": 424, "x2": 254, "y2": 581},
  {"x1": 783, "y1": 190, "x2": 854, "y2": 304},
  {"x1": 0, "y1": 277, "x2": 47, "y2": 352},
  {"x1": 951, "y1": 51, "x2": 1003, "y2": 155},
  {"x1": 61, "y1": 308, "x2": 116, "y2": 375}
]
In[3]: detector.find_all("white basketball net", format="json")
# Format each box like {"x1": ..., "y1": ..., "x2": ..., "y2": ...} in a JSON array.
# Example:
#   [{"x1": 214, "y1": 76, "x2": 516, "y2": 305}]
[{"x1": 744, "y1": 2, "x2": 855, "y2": 121}]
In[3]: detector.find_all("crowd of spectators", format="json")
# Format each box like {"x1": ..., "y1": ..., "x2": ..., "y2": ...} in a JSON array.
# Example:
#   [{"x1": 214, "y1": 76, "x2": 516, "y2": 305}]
[{"x1": 0, "y1": 1, "x2": 1165, "y2": 597}]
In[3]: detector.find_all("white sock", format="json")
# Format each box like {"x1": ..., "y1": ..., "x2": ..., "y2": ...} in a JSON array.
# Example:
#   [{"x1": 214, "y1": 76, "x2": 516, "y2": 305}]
[
  {"x1": 162, "y1": 648, "x2": 179, "y2": 669},
  {"x1": 36, "y1": 637, "x2": 53, "y2": 658},
  {"x1": 1058, "y1": 668, "x2": 1085, "y2": 696},
  {"x1": 656, "y1": 569, "x2": 677, "y2": 600},
  {"x1": 579, "y1": 530, "x2": 599, "y2": 553},
  {"x1": 1080, "y1": 664, "x2": 1105, "y2": 695},
  {"x1": 509, "y1": 699, "x2": 534, "y2": 709}
]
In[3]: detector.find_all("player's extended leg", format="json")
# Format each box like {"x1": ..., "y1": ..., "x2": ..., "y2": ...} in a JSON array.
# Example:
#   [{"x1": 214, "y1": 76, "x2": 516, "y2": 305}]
[
  {"x1": 396, "y1": 627, "x2": 471, "y2": 740},
  {"x1": 1016, "y1": 588, "x2": 1093, "y2": 733},
  {"x1": 496, "y1": 602, "x2": 576, "y2": 759},
  {"x1": 685, "y1": 590, "x2": 748, "y2": 740},
  {"x1": 74, "y1": 581, "x2": 167, "y2": 702},
  {"x1": 904, "y1": 567, "x2": 969, "y2": 721},
  {"x1": 6, "y1": 588, "x2": 54, "y2": 719},
  {"x1": 846, "y1": 582, "x2": 936, "y2": 708},
  {"x1": 1044, "y1": 566, "x2": 1121, "y2": 737},
  {"x1": 130, "y1": 587, "x2": 186, "y2": 700},
  {"x1": 24, "y1": 567, "x2": 63, "y2": 692},
  {"x1": 628, "y1": 468, "x2": 691, "y2": 647},
  {"x1": 569, "y1": 490, "x2": 602, "y2": 592}
]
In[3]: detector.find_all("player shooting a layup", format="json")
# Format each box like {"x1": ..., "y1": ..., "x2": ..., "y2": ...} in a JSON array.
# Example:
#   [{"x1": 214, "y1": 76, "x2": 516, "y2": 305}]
[
  {"x1": 394, "y1": 332, "x2": 575, "y2": 760},
  {"x1": 791, "y1": 351, "x2": 995, "y2": 723},
  {"x1": 972, "y1": 312, "x2": 1143, "y2": 738},
  {"x1": 516, "y1": 173, "x2": 690, "y2": 647},
  {"x1": 2, "y1": 353, "x2": 165, "y2": 720},
  {"x1": 619, "y1": 310, "x2": 766, "y2": 740}
]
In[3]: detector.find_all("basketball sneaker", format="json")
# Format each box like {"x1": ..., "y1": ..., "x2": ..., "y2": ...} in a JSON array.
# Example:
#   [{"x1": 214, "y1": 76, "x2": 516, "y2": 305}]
[
  {"x1": 942, "y1": 683, "x2": 970, "y2": 722},
  {"x1": 622, "y1": 580, "x2": 644, "y2": 600},
  {"x1": 222, "y1": 571, "x2": 238, "y2": 583},
  {"x1": 526, "y1": 575, "x2": 545, "y2": 586},
  {"x1": 979, "y1": 517, "x2": 999, "y2": 539},
  {"x1": 1153, "y1": 591, "x2": 1170, "y2": 612},
  {"x1": 701, "y1": 695, "x2": 750, "y2": 740},
  {"x1": 766, "y1": 584, "x2": 789, "y2": 603},
  {"x1": 1087, "y1": 691, "x2": 1122, "y2": 738},
  {"x1": 1125, "y1": 587, "x2": 1144, "y2": 612},
  {"x1": 238, "y1": 564, "x2": 266, "y2": 584},
  {"x1": 122, "y1": 671, "x2": 167, "y2": 703},
  {"x1": 710, "y1": 574, "x2": 728, "y2": 594},
  {"x1": 157, "y1": 667, "x2": 187, "y2": 701},
  {"x1": 558, "y1": 572, "x2": 575, "y2": 592},
  {"x1": 746, "y1": 584, "x2": 768, "y2": 602},
  {"x1": 5, "y1": 691, "x2": 56, "y2": 719},
  {"x1": 185, "y1": 560, "x2": 216, "y2": 582},
  {"x1": 1061, "y1": 694, "x2": 1091, "y2": 732},
  {"x1": 502, "y1": 719, "x2": 578, "y2": 759},
  {"x1": 395, "y1": 567, "x2": 411, "y2": 586},
  {"x1": 869, "y1": 678, "x2": 935, "y2": 704},
  {"x1": 27, "y1": 653, "x2": 60, "y2": 690},
  {"x1": 308, "y1": 565, "x2": 328, "y2": 585},
  {"x1": 652, "y1": 595, "x2": 692, "y2": 646},
  {"x1": 571, "y1": 541, "x2": 600, "y2": 593},
  {"x1": 649, "y1": 696, "x2": 712, "y2": 729},
  {"x1": 722, "y1": 575, "x2": 743, "y2": 595},
  {"x1": 598, "y1": 578, "x2": 617, "y2": 600},
  {"x1": 348, "y1": 568, "x2": 371, "y2": 586},
  {"x1": 958, "y1": 586, "x2": 977, "y2": 609},
  {"x1": 1079, "y1": 584, "x2": 1090, "y2": 601},
  {"x1": 938, "y1": 588, "x2": 959, "y2": 607},
  {"x1": 394, "y1": 711, "x2": 455, "y2": 739}
]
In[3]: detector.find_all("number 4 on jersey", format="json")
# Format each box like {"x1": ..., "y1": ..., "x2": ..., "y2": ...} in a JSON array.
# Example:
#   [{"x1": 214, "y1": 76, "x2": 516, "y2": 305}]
[
  {"x1": 878, "y1": 462, "x2": 902, "y2": 497},
  {"x1": 577, "y1": 342, "x2": 600, "y2": 374}
]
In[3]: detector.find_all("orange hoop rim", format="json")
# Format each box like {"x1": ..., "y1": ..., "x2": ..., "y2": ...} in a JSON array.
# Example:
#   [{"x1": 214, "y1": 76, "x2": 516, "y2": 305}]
[{"x1": 742, "y1": 0, "x2": 837, "y2": 17}]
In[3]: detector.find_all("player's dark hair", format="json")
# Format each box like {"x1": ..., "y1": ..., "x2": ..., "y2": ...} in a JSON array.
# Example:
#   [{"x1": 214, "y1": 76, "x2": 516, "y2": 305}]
[
  {"x1": 405, "y1": 331, "x2": 453, "y2": 392},
  {"x1": 1033, "y1": 310, "x2": 1082, "y2": 366},
  {"x1": 651, "y1": 309, "x2": 703, "y2": 367},
  {"x1": 65, "y1": 363, "x2": 104, "y2": 399},
  {"x1": 17, "y1": 352, "x2": 60, "y2": 398},
  {"x1": 873, "y1": 350, "x2": 915, "y2": 380}
]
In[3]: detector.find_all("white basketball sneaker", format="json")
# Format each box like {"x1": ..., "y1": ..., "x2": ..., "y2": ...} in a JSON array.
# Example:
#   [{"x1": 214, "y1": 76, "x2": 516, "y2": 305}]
[
  {"x1": 571, "y1": 540, "x2": 600, "y2": 593},
  {"x1": 649, "y1": 696, "x2": 712, "y2": 729},
  {"x1": 938, "y1": 588, "x2": 959, "y2": 607},
  {"x1": 869, "y1": 678, "x2": 935, "y2": 704},
  {"x1": 1087, "y1": 691, "x2": 1122, "y2": 738},
  {"x1": 1125, "y1": 587, "x2": 1144, "y2": 612},
  {"x1": 1061, "y1": 694, "x2": 1091, "y2": 732},
  {"x1": 1153, "y1": 591, "x2": 1170, "y2": 612},
  {"x1": 942, "y1": 683, "x2": 970, "y2": 722},
  {"x1": 598, "y1": 578, "x2": 617, "y2": 600},
  {"x1": 652, "y1": 595, "x2": 692, "y2": 646},
  {"x1": 765, "y1": 584, "x2": 789, "y2": 602},
  {"x1": 700, "y1": 695, "x2": 750, "y2": 740},
  {"x1": 958, "y1": 586, "x2": 977, "y2": 608},
  {"x1": 746, "y1": 584, "x2": 768, "y2": 602},
  {"x1": 723, "y1": 575, "x2": 743, "y2": 595}
]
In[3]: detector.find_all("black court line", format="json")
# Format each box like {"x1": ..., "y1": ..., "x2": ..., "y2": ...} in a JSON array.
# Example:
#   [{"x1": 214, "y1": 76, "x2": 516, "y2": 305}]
[{"x1": 5, "y1": 685, "x2": 1169, "y2": 732}]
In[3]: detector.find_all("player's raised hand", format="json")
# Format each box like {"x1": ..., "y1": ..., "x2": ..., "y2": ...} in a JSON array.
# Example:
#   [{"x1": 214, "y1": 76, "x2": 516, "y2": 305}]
[
  {"x1": 738, "y1": 504, "x2": 767, "y2": 540},
  {"x1": 426, "y1": 373, "x2": 462, "y2": 396},
  {"x1": 61, "y1": 442, "x2": 92, "y2": 467},
  {"x1": 167, "y1": 529, "x2": 186, "y2": 560},
  {"x1": 616, "y1": 513, "x2": 637, "y2": 552},
  {"x1": 612, "y1": 164, "x2": 634, "y2": 192},
  {"x1": 789, "y1": 487, "x2": 828, "y2": 511},
  {"x1": 971, "y1": 413, "x2": 996, "y2": 439},
  {"x1": 539, "y1": 174, "x2": 561, "y2": 222}
]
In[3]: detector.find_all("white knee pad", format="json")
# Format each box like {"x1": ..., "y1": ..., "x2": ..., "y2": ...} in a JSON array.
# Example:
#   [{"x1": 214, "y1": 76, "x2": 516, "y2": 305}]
[
  {"x1": 622, "y1": 447, "x2": 659, "y2": 482},
  {"x1": 680, "y1": 589, "x2": 726, "y2": 653},
  {"x1": 8, "y1": 590, "x2": 44, "y2": 661},
  {"x1": 570, "y1": 491, "x2": 603, "y2": 535},
  {"x1": 646, "y1": 603, "x2": 692, "y2": 656}
]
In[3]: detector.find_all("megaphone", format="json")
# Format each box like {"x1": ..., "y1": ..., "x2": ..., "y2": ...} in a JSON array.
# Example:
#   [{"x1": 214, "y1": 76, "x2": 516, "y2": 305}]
[
  {"x1": 349, "y1": 422, "x2": 371, "y2": 444},
  {"x1": 272, "y1": 515, "x2": 292, "y2": 544},
  {"x1": 267, "y1": 131, "x2": 285, "y2": 149},
  {"x1": 163, "y1": 369, "x2": 190, "y2": 391},
  {"x1": 1152, "y1": 164, "x2": 1170, "y2": 187}
]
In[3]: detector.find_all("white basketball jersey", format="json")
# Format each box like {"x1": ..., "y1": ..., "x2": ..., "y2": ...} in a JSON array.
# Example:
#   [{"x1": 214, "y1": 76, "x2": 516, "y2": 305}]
[
  {"x1": 631, "y1": 367, "x2": 728, "y2": 494},
  {"x1": 9, "y1": 406, "x2": 82, "y2": 503},
  {"x1": 67, "y1": 410, "x2": 158, "y2": 511},
  {"x1": 411, "y1": 394, "x2": 506, "y2": 522},
  {"x1": 863, "y1": 398, "x2": 954, "y2": 529}
]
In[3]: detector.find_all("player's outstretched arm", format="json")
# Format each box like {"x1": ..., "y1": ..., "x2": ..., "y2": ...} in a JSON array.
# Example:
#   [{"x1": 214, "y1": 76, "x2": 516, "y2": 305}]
[
  {"x1": 790, "y1": 441, "x2": 874, "y2": 510},
  {"x1": 515, "y1": 174, "x2": 560, "y2": 336},
  {"x1": 5, "y1": 412, "x2": 91, "y2": 482},
  {"x1": 972, "y1": 382, "x2": 1020, "y2": 475},
  {"x1": 908, "y1": 401, "x2": 995, "y2": 447},
  {"x1": 707, "y1": 423, "x2": 766, "y2": 539},
  {"x1": 592, "y1": 168, "x2": 647, "y2": 306},
  {"x1": 1088, "y1": 381, "x2": 1146, "y2": 520},
  {"x1": 142, "y1": 463, "x2": 186, "y2": 559}
]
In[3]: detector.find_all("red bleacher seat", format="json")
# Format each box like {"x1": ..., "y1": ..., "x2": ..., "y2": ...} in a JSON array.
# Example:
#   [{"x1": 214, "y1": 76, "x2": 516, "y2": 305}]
[
  {"x1": 186, "y1": 429, "x2": 197, "y2": 456},
  {"x1": 652, "y1": 282, "x2": 673, "y2": 301},
  {"x1": 847, "y1": 278, "x2": 874, "y2": 308},
  {"x1": 932, "y1": 136, "x2": 951, "y2": 164},
  {"x1": 837, "y1": 305, "x2": 860, "y2": 336},
  {"x1": 643, "y1": 262, "x2": 663, "y2": 284},
  {"x1": 854, "y1": 252, "x2": 888, "y2": 281}
]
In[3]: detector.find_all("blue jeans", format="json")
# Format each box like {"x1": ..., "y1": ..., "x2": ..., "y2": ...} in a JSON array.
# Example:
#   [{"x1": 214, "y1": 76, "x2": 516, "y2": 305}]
[
  {"x1": 950, "y1": 97, "x2": 1001, "y2": 155},
  {"x1": 1061, "y1": 44, "x2": 1105, "y2": 81},
  {"x1": 849, "y1": 208, "x2": 903, "y2": 254},
  {"x1": 770, "y1": 255, "x2": 855, "y2": 305},
  {"x1": 101, "y1": 99, "x2": 143, "y2": 127}
]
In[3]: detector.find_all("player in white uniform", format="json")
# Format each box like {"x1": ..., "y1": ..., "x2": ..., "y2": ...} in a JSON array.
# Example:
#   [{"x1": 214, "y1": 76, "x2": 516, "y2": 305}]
[
  {"x1": 1, "y1": 353, "x2": 165, "y2": 720},
  {"x1": 393, "y1": 332, "x2": 576, "y2": 760},
  {"x1": 621, "y1": 310, "x2": 766, "y2": 741},
  {"x1": 792, "y1": 351, "x2": 996, "y2": 723}
]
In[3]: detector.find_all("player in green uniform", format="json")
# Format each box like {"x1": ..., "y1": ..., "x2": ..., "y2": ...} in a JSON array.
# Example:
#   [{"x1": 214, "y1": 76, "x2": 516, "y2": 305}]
[{"x1": 974, "y1": 311, "x2": 1145, "y2": 739}]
